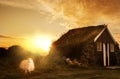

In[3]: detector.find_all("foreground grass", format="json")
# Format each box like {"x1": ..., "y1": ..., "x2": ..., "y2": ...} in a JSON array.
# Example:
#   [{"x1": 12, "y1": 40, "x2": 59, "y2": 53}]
[{"x1": 1, "y1": 65, "x2": 120, "y2": 79}]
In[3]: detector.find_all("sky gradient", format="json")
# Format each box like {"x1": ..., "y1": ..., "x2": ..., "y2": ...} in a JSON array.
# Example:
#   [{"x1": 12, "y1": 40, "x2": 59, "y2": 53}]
[{"x1": 0, "y1": 0, "x2": 120, "y2": 47}]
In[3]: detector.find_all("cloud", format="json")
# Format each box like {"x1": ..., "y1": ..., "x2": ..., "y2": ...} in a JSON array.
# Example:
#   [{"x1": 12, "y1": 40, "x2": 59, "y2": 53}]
[
  {"x1": 0, "y1": 0, "x2": 37, "y2": 9},
  {"x1": 0, "y1": 0, "x2": 120, "y2": 32},
  {"x1": 0, "y1": 35, "x2": 14, "y2": 39},
  {"x1": 41, "y1": 0, "x2": 120, "y2": 30},
  {"x1": 0, "y1": 35, "x2": 26, "y2": 40}
]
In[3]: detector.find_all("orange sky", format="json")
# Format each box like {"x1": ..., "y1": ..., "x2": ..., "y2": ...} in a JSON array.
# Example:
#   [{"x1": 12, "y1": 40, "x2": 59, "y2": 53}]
[{"x1": 0, "y1": 0, "x2": 120, "y2": 48}]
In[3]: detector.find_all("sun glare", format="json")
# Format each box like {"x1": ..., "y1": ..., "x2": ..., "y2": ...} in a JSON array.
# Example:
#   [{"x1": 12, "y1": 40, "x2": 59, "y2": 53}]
[
  {"x1": 24, "y1": 36, "x2": 52, "y2": 55},
  {"x1": 33, "y1": 36, "x2": 52, "y2": 51}
]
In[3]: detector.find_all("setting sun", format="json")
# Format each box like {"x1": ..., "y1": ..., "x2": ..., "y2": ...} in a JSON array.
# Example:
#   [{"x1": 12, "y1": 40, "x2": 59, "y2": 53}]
[
  {"x1": 24, "y1": 36, "x2": 52, "y2": 55},
  {"x1": 33, "y1": 36, "x2": 52, "y2": 51}
]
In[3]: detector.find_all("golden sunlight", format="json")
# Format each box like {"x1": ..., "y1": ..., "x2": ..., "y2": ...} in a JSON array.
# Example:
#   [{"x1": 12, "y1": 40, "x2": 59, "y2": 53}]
[
  {"x1": 33, "y1": 36, "x2": 52, "y2": 51},
  {"x1": 24, "y1": 36, "x2": 52, "y2": 55}
]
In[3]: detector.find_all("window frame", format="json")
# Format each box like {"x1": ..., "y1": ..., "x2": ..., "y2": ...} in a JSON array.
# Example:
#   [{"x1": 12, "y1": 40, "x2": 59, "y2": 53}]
[
  {"x1": 110, "y1": 43, "x2": 114, "y2": 52},
  {"x1": 96, "y1": 42, "x2": 102, "y2": 51}
]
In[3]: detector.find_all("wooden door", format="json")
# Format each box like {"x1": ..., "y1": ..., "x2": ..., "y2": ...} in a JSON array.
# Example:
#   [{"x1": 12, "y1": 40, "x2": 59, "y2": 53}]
[{"x1": 103, "y1": 43, "x2": 110, "y2": 66}]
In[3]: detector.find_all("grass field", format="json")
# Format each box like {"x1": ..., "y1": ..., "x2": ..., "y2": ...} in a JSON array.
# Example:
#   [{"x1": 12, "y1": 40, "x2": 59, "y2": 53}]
[
  {"x1": 0, "y1": 55, "x2": 120, "y2": 79},
  {"x1": 1, "y1": 65, "x2": 120, "y2": 79}
]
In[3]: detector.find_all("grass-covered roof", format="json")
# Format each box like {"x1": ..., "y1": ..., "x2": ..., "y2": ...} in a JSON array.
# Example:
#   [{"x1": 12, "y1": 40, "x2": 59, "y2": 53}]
[{"x1": 53, "y1": 25, "x2": 106, "y2": 48}]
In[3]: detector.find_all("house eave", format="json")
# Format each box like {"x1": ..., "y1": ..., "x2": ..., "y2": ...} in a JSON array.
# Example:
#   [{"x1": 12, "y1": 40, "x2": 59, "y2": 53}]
[
  {"x1": 94, "y1": 26, "x2": 116, "y2": 44},
  {"x1": 94, "y1": 28, "x2": 106, "y2": 42}
]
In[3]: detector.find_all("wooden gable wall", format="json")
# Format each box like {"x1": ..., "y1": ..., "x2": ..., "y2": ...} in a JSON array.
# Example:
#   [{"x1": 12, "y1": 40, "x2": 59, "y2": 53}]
[{"x1": 95, "y1": 28, "x2": 115, "y2": 43}]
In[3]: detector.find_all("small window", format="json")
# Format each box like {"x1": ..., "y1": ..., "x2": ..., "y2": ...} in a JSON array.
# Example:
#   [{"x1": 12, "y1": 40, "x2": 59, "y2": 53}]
[
  {"x1": 97, "y1": 42, "x2": 102, "y2": 51},
  {"x1": 110, "y1": 43, "x2": 114, "y2": 52}
]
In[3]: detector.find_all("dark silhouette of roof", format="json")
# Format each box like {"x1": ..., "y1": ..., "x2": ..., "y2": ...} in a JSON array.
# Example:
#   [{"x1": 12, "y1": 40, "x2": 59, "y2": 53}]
[{"x1": 53, "y1": 25, "x2": 106, "y2": 47}]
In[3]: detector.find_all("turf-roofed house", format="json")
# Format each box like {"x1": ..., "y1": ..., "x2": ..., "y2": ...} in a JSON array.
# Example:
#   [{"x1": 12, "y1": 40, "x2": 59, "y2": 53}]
[{"x1": 51, "y1": 25, "x2": 119, "y2": 67}]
